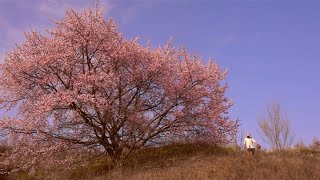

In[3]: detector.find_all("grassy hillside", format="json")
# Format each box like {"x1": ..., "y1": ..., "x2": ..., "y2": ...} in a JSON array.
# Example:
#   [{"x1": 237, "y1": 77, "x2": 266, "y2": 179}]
[{"x1": 5, "y1": 143, "x2": 320, "y2": 180}]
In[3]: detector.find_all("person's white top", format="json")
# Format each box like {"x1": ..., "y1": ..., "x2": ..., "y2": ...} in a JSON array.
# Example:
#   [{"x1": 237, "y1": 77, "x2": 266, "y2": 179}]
[{"x1": 244, "y1": 137, "x2": 256, "y2": 149}]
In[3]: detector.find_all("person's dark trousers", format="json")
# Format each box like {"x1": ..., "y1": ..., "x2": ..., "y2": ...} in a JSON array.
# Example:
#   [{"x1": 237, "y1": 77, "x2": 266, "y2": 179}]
[{"x1": 247, "y1": 148, "x2": 255, "y2": 155}]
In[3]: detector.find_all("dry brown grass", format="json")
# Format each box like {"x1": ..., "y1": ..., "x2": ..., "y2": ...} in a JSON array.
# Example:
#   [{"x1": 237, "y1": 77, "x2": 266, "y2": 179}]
[
  {"x1": 5, "y1": 143, "x2": 320, "y2": 180},
  {"x1": 92, "y1": 150, "x2": 320, "y2": 180}
]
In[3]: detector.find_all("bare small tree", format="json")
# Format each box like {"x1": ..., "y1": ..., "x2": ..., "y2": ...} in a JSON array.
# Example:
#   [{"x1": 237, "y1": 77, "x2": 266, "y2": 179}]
[
  {"x1": 257, "y1": 102, "x2": 295, "y2": 151},
  {"x1": 233, "y1": 128, "x2": 245, "y2": 151},
  {"x1": 229, "y1": 118, "x2": 244, "y2": 151}
]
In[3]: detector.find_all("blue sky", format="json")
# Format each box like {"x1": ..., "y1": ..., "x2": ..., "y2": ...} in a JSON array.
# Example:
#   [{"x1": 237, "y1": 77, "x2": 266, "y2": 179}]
[{"x1": 1, "y1": 0, "x2": 319, "y2": 146}]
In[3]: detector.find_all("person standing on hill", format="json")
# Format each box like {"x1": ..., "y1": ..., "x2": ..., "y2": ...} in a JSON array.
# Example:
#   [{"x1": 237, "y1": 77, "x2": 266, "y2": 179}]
[{"x1": 244, "y1": 133, "x2": 257, "y2": 155}]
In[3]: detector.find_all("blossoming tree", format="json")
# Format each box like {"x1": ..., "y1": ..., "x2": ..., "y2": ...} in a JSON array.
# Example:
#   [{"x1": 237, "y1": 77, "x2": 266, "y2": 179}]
[{"x1": 0, "y1": 5, "x2": 237, "y2": 168}]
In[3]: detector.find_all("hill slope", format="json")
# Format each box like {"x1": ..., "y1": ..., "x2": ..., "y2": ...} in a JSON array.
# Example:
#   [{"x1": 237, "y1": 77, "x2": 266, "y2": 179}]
[{"x1": 7, "y1": 143, "x2": 320, "y2": 180}]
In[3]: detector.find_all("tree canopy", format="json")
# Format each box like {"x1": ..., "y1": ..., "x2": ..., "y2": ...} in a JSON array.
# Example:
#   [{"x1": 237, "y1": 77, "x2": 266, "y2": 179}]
[{"x1": 0, "y1": 5, "x2": 237, "y2": 169}]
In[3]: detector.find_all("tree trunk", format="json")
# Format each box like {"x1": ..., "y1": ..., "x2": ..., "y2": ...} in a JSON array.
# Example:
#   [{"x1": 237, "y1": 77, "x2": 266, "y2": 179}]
[{"x1": 106, "y1": 147, "x2": 123, "y2": 167}]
